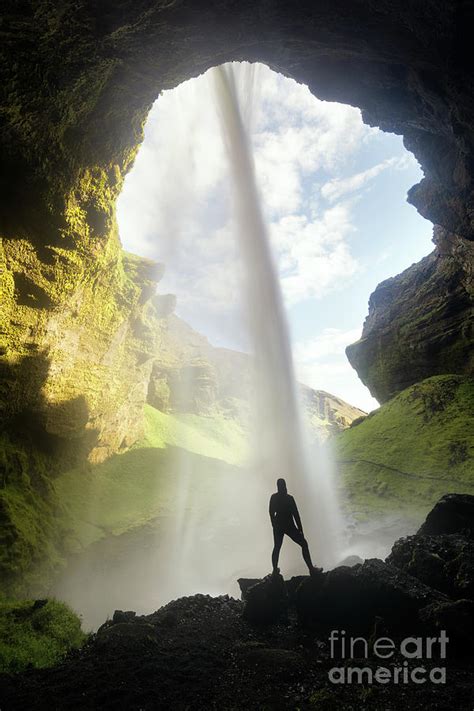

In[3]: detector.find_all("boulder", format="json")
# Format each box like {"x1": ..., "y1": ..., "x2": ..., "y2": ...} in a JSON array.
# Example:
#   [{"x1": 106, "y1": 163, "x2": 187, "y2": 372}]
[
  {"x1": 295, "y1": 559, "x2": 447, "y2": 635},
  {"x1": 95, "y1": 622, "x2": 158, "y2": 651},
  {"x1": 239, "y1": 575, "x2": 310, "y2": 607},
  {"x1": 387, "y1": 533, "x2": 474, "y2": 600},
  {"x1": 285, "y1": 575, "x2": 310, "y2": 605},
  {"x1": 417, "y1": 493, "x2": 474, "y2": 538},
  {"x1": 112, "y1": 609, "x2": 137, "y2": 624},
  {"x1": 242, "y1": 573, "x2": 288, "y2": 625},
  {"x1": 237, "y1": 578, "x2": 263, "y2": 601}
]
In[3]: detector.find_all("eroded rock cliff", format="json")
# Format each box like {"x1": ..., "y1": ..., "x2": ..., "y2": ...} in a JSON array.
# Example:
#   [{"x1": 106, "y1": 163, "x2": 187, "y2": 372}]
[
  {"x1": 0, "y1": 237, "x2": 169, "y2": 593},
  {"x1": 1, "y1": 239, "x2": 165, "y2": 464},
  {"x1": 346, "y1": 228, "x2": 474, "y2": 403}
]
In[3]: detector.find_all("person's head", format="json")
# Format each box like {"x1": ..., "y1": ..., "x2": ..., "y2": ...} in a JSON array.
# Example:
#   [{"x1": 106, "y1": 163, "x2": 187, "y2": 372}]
[{"x1": 277, "y1": 478, "x2": 287, "y2": 494}]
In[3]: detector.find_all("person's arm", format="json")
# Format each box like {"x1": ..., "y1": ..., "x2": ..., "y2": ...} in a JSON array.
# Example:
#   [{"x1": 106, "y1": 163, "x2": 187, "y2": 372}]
[
  {"x1": 292, "y1": 497, "x2": 303, "y2": 533},
  {"x1": 269, "y1": 494, "x2": 276, "y2": 527}
]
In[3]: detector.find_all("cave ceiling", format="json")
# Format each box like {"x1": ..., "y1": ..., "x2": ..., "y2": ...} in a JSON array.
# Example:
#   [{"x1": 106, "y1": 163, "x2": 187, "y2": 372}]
[{"x1": 1, "y1": 1, "x2": 473, "y2": 243}]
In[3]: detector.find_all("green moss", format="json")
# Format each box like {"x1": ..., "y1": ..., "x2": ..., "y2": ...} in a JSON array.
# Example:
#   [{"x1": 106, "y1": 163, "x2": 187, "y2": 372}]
[
  {"x1": 332, "y1": 375, "x2": 474, "y2": 520},
  {"x1": 0, "y1": 599, "x2": 86, "y2": 673},
  {"x1": 0, "y1": 433, "x2": 63, "y2": 596},
  {"x1": 0, "y1": 232, "x2": 165, "y2": 464}
]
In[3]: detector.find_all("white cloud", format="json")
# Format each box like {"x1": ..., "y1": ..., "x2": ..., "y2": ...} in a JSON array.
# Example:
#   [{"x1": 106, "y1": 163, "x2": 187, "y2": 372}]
[
  {"x1": 270, "y1": 204, "x2": 359, "y2": 304},
  {"x1": 252, "y1": 68, "x2": 377, "y2": 218},
  {"x1": 321, "y1": 155, "x2": 413, "y2": 203}
]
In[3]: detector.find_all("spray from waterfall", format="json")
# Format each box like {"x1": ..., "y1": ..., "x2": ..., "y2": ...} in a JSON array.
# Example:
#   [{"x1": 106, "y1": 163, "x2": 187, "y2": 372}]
[{"x1": 212, "y1": 64, "x2": 342, "y2": 568}]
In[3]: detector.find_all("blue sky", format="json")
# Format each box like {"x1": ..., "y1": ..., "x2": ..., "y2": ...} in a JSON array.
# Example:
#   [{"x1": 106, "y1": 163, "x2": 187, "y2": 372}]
[{"x1": 117, "y1": 63, "x2": 433, "y2": 412}]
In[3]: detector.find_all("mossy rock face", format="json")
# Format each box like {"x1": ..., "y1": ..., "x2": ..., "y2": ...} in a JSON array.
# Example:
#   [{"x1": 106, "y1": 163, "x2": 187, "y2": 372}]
[
  {"x1": 0, "y1": 432, "x2": 65, "y2": 595},
  {"x1": 1, "y1": 236, "x2": 167, "y2": 464},
  {"x1": 333, "y1": 375, "x2": 474, "y2": 521}
]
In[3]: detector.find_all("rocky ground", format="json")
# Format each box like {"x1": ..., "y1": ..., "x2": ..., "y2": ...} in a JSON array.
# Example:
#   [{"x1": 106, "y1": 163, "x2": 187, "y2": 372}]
[
  {"x1": 0, "y1": 494, "x2": 473, "y2": 710},
  {"x1": 1, "y1": 595, "x2": 472, "y2": 711}
]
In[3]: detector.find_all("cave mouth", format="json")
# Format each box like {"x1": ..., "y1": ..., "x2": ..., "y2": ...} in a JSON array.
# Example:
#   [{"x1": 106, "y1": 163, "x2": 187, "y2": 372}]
[
  {"x1": 117, "y1": 61, "x2": 433, "y2": 414},
  {"x1": 48, "y1": 63, "x2": 438, "y2": 628}
]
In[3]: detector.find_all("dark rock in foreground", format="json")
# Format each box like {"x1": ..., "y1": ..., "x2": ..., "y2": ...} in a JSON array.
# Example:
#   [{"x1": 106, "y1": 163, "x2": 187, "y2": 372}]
[
  {"x1": 95, "y1": 621, "x2": 159, "y2": 652},
  {"x1": 388, "y1": 533, "x2": 474, "y2": 600},
  {"x1": 237, "y1": 578, "x2": 263, "y2": 601},
  {"x1": 295, "y1": 559, "x2": 447, "y2": 635},
  {"x1": 2, "y1": 589, "x2": 473, "y2": 711},
  {"x1": 237, "y1": 574, "x2": 312, "y2": 624},
  {"x1": 419, "y1": 599, "x2": 474, "y2": 654},
  {"x1": 240, "y1": 573, "x2": 288, "y2": 625},
  {"x1": 2, "y1": 495, "x2": 474, "y2": 709},
  {"x1": 417, "y1": 493, "x2": 474, "y2": 538}
]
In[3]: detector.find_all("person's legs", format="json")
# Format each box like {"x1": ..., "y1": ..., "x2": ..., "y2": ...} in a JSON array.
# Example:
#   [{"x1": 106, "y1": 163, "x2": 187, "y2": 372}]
[
  {"x1": 301, "y1": 538, "x2": 314, "y2": 571},
  {"x1": 272, "y1": 529, "x2": 284, "y2": 572},
  {"x1": 287, "y1": 527, "x2": 314, "y2": 573}
]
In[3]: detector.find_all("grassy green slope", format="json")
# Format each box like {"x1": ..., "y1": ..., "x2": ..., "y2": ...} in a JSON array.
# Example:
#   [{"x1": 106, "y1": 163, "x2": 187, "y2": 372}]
[
  {"x1": 0, "y1": 599, "x2": 85, "y2": 673},
  {"x1": 333, "y1": 375, "x2": 474, "y2": 521},
  {"x1": 139, "y1": 406, "x2": 248, "y2": 465},
  {"x1": 54, "y1": 406, "x2": 248, "y2": 552}
]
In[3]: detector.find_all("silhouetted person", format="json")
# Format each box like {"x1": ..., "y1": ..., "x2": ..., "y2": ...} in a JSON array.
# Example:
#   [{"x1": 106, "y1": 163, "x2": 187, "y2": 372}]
[{"x1": 269, "y1": 478, "x2": 318, "y2": 576}]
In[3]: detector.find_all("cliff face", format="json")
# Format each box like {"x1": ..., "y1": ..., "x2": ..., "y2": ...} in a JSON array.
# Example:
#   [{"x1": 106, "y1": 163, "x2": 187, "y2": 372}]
[
  {"x1": 346, "y1": 229, "x2": 474, "y2": 403},
  {"x1": 149, "y1": 315, "x2": 366, "y2": 438},
  {"x1": 0, "y1": 238, "x2": 169, "y2": 593},
  {"x1": 1, "y1": 237, "x2": 166, "y2": 464}
]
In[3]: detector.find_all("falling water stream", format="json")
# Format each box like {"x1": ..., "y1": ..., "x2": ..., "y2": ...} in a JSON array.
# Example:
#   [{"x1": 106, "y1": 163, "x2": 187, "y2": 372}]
[
  {"x1": 211, "y1": 64, "x2": 343, "y2": 569},
  {"x1": 52, "y1": 63, "x2": 345, "y2": 629}
]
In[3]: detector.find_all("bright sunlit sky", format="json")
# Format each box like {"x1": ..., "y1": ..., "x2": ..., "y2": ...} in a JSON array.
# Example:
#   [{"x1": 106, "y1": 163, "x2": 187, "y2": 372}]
[{"x1": 117, "y1": 63, "x2": 433, "y2": 413}]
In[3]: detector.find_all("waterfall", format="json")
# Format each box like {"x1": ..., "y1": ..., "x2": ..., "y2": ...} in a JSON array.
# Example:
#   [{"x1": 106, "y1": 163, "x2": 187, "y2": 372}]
[
  {"x1": 57, "y1": 63, "x2": 347, "y2": 630},
  {"x1": 211, "y1": 64, "x2": 342, "y2": 569}
]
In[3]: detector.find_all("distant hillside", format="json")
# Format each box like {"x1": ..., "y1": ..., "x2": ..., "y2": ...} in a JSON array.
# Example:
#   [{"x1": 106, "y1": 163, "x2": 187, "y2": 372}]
[{"x1": 149, "y1": 313, "x2": 365, "y2": 439}]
